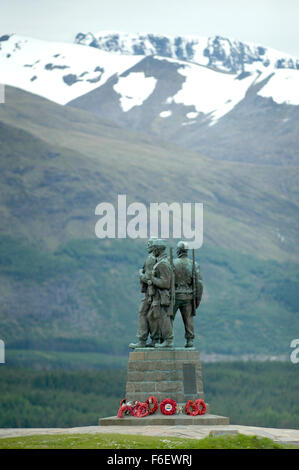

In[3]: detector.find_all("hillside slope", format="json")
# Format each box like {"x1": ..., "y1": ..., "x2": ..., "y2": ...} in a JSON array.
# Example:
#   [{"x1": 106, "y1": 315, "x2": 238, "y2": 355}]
[
  {"x1": 0, "y1": 86, "x2": 298, "y2": 355},
  {"x1": 1, "y1": 86, "x2": 298, "y2": 259},
  {"x1": 69, "y1": 55, "x2": 299, "y2": 165}
]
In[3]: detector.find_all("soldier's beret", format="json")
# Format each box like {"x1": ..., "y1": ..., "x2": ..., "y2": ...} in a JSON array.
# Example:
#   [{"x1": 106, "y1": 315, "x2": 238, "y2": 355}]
[
  {"x1": 177, "y1": 241, "x2": 189, "y2": 250},
  {"x1": 151, "y1": 238, "x2": 167, "y2": 248},
  {"x1": 148, "y1": 237, "x2": 158, "y2": 246}
]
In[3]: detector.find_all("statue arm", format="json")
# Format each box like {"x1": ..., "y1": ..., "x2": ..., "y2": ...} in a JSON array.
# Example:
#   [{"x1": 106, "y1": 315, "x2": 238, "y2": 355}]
[
  {"x1": 139, "y1": 262, "x2": 148, "y2": 283},
  {"x1": 195, "y1": 265, "x2": 203, "y2": 306},
  {"x1": 139, "y1": 269, "x2": 147, "y2": 283},
  {"x1": 152, "y1": 264, "x2": 171, "y2": 289}
]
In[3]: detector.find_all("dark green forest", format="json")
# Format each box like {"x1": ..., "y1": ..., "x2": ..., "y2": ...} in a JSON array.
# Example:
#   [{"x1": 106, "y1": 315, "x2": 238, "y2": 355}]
[{"x1": 0, "y1": 362, "x2": 298, "y2": 429}]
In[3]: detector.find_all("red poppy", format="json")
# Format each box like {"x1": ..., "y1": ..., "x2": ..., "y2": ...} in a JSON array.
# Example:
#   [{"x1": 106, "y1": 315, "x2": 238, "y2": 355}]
[
  {"x1": 117, "y1": 404, "x2": 133, "y2": 418},
  {"x1": 196, "y1": 398, "x2": 207, "y2": 415},
  {"x1": 160, "y1": 398, "x2": 177, "y2": 415},
  {"x1": 132, "y1": 402, "x2": 149, "y2": 417},
  {"x1": 146, "y1": 396, "x2": 159, "y2": 415},
  {"x1": 185, "y1": 400, "x2": 198, "y2": 416}
]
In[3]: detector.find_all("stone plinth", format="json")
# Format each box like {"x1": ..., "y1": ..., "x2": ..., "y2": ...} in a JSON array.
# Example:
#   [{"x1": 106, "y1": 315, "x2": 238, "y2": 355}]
[
  {"x1": 100, "y1": 413, "x2": 229, "y2": 426},
  {"x1": 126, "y1": 348, "x2": 204, "y2": 404},
  {"x1": 99, "y1": 348, "x2": 230, "y2": 426}
]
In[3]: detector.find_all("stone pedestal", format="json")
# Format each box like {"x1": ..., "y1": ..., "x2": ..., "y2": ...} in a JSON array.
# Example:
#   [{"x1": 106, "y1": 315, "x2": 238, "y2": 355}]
[
  {"x1": 126, "y1": 348, "x2": 204, "y2": 404},
  {"x1": 99, "y1": 348, "x2": 229, "y2": 426}
]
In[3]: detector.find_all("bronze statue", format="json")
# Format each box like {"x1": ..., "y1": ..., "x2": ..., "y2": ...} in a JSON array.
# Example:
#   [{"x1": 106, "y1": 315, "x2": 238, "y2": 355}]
[
  {"x1": 150, "y1": 239, "x2": 174, "y2": 348},
  {"x1": 129, "y1": 239, "x2": 203, "y2": 349},
  {"x1": 129, "y1": 238, "x2": 175, "y2": 349},
  {"x1": 172, "y1": 241, "x2": 203, "y2": 348},
  {"x1": 129, "y1": 238, "x2": 157, "y2": 349}
]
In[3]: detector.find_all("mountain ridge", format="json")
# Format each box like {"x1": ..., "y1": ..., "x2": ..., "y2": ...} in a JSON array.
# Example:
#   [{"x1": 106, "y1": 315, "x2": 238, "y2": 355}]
[
  {"x1": 74, "y1": 31, "x2": 299, "y2": 73},
  {"x1": 1, "y1": 32, "x2": 299, "y2": 166},
  {"x1": 69, "y1": 54, "x2": 299, "y2": 165}
]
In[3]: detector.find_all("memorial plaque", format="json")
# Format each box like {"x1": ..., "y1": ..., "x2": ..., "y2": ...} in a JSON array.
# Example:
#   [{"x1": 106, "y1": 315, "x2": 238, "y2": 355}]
[{"x1": 183, "y1": 363, "x2": 197, "y2": 395}]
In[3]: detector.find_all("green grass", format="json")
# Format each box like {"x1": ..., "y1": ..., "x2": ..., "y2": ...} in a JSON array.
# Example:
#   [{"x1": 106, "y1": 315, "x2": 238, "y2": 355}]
[{"x1": 0, "y1": 433, "x2": 289, "y2": 449}]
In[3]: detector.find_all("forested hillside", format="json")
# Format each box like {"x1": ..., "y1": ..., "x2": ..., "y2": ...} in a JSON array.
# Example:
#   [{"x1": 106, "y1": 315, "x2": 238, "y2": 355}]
[{"x1": 0, "y1": 362, "x2": 298, "y2": 429}]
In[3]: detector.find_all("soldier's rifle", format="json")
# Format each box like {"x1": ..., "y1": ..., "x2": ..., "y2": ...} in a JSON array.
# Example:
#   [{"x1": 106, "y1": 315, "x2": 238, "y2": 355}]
[
  {"x1": 192, "y1": 248, "x2": 196, "y2": 316},
  {"x1": 169, "y1": 247, "x2": 175, "y2": 314}
]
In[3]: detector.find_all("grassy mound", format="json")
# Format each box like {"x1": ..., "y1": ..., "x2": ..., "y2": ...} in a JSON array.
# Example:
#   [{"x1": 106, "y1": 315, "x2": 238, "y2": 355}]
[{"x1": 0, "y1": 432, "x2": 289, "y2": 449}]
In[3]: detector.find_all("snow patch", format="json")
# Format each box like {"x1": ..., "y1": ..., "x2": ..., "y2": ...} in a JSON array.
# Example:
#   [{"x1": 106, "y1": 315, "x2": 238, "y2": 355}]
[
  {"x1": 182, "y1": 121, "x2": 196, "y2": 126},
  {"x1": 160, "y1": 110, "x2": 172, "y2": 118},
  {"x1": 166, "y1": 61, "x2": 258, "y2": 124},
  {"x1": 114, "y1": 72, "x2": 157, "y2": 112},
  {"x1": 0, "y1": 34, "x2": 142, "y2": 104},
  {"x1": 186, "y1": 111, "x2": 198, "y2": 119},
  {"x1": 258, "y1": 69, "x2": 299, "y2": 105}
]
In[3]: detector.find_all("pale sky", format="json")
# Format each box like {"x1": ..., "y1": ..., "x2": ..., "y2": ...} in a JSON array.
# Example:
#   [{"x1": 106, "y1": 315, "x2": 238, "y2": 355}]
[{"x1": 1, "y1": 0, "x2": 299, "y2": 57}]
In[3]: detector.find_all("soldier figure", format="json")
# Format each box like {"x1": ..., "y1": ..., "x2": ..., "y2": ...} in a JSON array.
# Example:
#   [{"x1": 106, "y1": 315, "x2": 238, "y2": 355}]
[
  {"x1": 150, "y1": 239, "x2": 174, "y2": 348},
  {"x1": 129, "y1": 239, "x2": 174, "y2": 349},
  {"x1": 173, "y1": 241, "x2": 203, "y2": 348},
  {"x1": 129, "y1": 238, "x2": 157, "y2": 349}
]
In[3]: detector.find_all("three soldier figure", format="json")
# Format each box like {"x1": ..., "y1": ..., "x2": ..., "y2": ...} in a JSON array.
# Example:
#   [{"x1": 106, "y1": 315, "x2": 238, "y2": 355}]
[{"x1": 129, "y1": 239, "x2": 203, "y2": 349}]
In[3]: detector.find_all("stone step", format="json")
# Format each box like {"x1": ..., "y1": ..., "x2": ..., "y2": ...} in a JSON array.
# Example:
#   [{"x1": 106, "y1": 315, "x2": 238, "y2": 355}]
[{"x1": 99, "y1": 413, "x2": 230, "y2": 426}]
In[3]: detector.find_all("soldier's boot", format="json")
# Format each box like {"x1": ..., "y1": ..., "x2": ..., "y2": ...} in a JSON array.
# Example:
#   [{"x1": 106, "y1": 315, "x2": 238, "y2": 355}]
[
  {"x1": 146, "y1": 335, "x2": 160, "y2": 348},
  {"x1": 185, "y1": 340, "x2": 194, "y2": 348},
  {"x1": 145, "y1": 341, "x2": 156, "y2": 348},
  {"x1": 155, "y1": 340, "x2": 174, "y2": 348},
  {"x1": 128, "y1": 341, "x2": 146, "y2": 349}
]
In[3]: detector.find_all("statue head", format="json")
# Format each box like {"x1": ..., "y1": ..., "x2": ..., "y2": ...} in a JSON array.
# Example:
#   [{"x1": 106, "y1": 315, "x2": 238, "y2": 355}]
[
  {"x1": 176, "y1": 240, "x2": 189, "y2": 257},
  {"x1": 151, "y1": 238, "x2": 167, "y2": 257},
  {"x1": 147, "y1": 237, "x2": 157, "y2": 253}
]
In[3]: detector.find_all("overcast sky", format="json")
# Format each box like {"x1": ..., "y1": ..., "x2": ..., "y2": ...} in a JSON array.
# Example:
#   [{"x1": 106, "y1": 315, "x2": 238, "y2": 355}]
[{"x1": 1, "y1": 0, "x2": 299, "y2": 57}]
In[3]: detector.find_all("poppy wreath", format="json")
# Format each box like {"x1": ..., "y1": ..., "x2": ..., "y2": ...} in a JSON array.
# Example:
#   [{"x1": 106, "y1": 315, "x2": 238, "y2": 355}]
[
  {"x1": 146, "y1": 396, "x2": 159, "y2": 415},
  {"x1": 120, "y1": 398, "x2": 127, "y2": 407},
  {"x1": 117, "y1": 404, "x2": 133, "y2": 418},
  {"x1": 160, "y1": 398, "x2": 177, "y2": 415},
  {"x1": 132, "y1": 401, "x2": 149, "y2": 418},
  {"x1": 185, "y1": 400, "x2": 198, "y2": 416},
  {"x1": 196, "y1": 398, "x2": 207, "y2": 415}
]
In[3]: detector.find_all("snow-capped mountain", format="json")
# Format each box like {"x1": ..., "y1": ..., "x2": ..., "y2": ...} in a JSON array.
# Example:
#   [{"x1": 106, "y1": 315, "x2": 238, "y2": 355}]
[
  {"x1": 70, "y1": 32, "x2": 299, "y2": 165},
  {"x1": 1, "y1": 32, "x2": 298, "y2": 110},
  {"x1": 0, "y1": 34, "x2": 142, "y2": 104},
  {"x1": 1, "y1": 32, "x2": 299, "y2": 164},
  {"x1": 70, "y1": 53, "x2": 275, "y2": 126},
  {"x1": 71, "y1": 32, "x2": 299, "y2": 123},
  {"x1": 75, "y1": 31, "x2": 299, "y2": 74}
]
